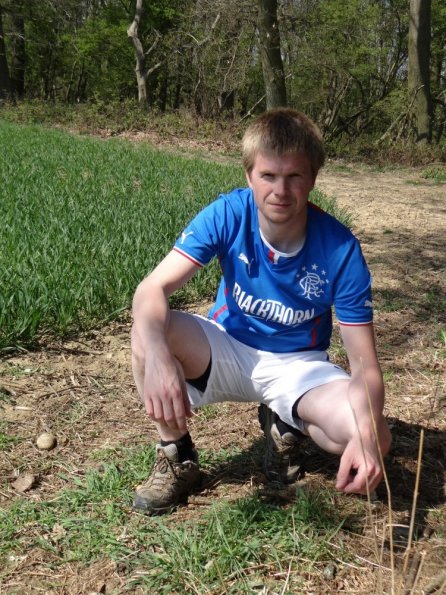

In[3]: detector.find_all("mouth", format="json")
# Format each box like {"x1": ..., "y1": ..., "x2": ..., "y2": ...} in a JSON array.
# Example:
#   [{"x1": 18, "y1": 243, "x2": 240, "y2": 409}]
[{"x1": 270, "y1": 202, "x2": 291, "y2": 209}]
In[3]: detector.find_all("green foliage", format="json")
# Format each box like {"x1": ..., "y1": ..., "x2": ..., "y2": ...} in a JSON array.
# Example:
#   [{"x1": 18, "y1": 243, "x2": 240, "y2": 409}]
[
  {"x1": 132, "y1": 491, "x2": 342, "y2": 592},
  {"x1": 283, "y1": 0, "x2": 409, "y2": 141},
  {"x1": 62, "y1": 17, "x2": 135, "y2": 101},
  {"x1": 1, "y1": 0, "x2": 445, "y2": 147},
  {"x1": 310, "y1": 188, "x2": 353, "y2": 229},
  {"x1": 0, "y1": 121, "x2": 244, "y2": 350},
  {"x1": 420, "y1": 165, "x2": 446, "y2": 182},
  {"x1": 0, "y1": 423, "x2": 19, "y2": 451}
]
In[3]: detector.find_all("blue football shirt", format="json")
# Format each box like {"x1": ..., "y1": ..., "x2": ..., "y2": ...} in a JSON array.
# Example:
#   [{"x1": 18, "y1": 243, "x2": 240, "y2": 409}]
[{"x1": 174, "y1": 188, "x2": 373, "y2": 352}]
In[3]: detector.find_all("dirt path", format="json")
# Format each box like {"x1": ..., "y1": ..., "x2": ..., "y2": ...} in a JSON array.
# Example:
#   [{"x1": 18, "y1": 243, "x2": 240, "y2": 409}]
[{"x1": 1, "y1": 164, "x2": 445, "y2": 593}]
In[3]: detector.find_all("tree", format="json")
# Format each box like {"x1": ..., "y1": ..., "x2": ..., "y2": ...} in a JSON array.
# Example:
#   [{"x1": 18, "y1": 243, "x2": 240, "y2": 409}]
[
  {"x1": 408, "y1": 0, "x2": 433, "y2": 142},
  {"x1": 431, "y1": 0, "x2": 446, "y2": 142},
  {"x1": 127, "y1": 0, "x2": 164, "y2": 105},
  {"x1": 257, "y1": 0, "x2": 287, "y2": 109},
  {"x1": 127, "y1": 0, "x2": 149, "y2": 104},
  {"x1": 0, "y1": 5, "x2": 13, "y2": 99},
  {"x1": 8, "y1": 0, "x2": 25, "y2": 97}
]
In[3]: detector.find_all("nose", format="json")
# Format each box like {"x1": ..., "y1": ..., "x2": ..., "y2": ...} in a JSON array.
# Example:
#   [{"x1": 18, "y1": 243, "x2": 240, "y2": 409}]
[{"x1": 273, "y1": 177, "x2": 288, "y2": 197}]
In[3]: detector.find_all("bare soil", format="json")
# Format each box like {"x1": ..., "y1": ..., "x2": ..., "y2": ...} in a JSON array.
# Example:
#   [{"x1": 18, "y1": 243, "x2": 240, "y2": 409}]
[{"x1": 1, "y1": 160, "x2": 445, "y2": 594}]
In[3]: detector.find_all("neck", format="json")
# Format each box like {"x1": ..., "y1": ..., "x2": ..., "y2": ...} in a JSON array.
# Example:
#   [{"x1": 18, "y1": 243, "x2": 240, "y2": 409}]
[{"x1": 258, "y1": 212, "x2": 307, "y2": 253}]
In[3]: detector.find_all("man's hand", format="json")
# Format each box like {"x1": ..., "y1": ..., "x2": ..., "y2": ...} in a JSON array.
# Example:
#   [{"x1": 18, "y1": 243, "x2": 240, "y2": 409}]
[
  {"x1": 143, "y1": 349, "x2": 192, "y2": 435},
  {"x1": 335, "y1": 432, "x2": 383, "y2": 495}
]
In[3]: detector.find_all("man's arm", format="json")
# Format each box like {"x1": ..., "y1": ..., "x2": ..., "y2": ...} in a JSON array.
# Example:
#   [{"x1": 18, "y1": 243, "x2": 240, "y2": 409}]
[
  {"x1": 336, "y1": 323, "x2": 390, "y2": 494},
  {"x1": 132, "y1": 250, "x2": 200, "y2": 433}
]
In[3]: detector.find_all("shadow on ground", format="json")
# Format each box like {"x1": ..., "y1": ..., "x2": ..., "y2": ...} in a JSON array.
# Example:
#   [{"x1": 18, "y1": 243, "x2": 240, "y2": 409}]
[
  {"x1": 364, "y1": 228, "x2": 445, "y2": 326},
  {"x1": 198, "y1": 416, "x2": 445, "y2": 540}
]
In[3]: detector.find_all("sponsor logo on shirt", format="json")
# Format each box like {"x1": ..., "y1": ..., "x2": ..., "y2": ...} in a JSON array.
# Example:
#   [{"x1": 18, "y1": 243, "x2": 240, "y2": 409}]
[{"x1": 233, "y1": 282, "x2": 315, "y2": 326}]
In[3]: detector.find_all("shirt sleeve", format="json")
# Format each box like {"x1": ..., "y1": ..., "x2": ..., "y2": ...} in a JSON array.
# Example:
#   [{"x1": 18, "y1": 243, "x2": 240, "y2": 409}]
[
  {"x1": 333, "y1": 237, "x2": 373, "y2": 325},
  {"x1": 172, "y1": 196, "x2": 227, "y2": 267}
]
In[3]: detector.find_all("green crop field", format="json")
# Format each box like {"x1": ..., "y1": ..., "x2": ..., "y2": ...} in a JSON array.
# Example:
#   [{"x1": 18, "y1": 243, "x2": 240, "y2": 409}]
[
  {"x1": 0, "y1": 121, "x2": 350, "y2": 351},
  {"x1": 0, "y1": 121, "x2": 242, "y2": 350}
]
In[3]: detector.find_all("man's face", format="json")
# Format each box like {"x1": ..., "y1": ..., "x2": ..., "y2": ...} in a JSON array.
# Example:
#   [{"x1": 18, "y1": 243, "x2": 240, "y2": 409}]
[{"x1": 246, "y1": 152, "x2": 315, "y2": 228}]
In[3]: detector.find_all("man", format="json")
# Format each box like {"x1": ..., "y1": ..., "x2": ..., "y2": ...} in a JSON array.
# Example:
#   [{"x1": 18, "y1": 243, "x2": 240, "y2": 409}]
[{"x1": 131, "y1": 108, "x2": 391, "y2": 515}]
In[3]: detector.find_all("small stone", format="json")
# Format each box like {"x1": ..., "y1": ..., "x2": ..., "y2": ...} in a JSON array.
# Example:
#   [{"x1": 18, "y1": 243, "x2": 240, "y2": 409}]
[
  {"x1": 12, "y1": 473, "x2": 36, "y2": 493},
  {"x1": 36, "y1": 432, "x2": 57, "y2": 450},
  {"x1": 322, "y1": 564, "x2": 336, "y2": 580}
]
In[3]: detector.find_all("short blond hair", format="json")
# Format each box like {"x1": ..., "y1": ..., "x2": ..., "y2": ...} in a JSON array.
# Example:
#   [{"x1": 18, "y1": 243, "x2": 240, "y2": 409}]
[{"x1": 242, "y1": 108, "x2": 325, "y2": 176}]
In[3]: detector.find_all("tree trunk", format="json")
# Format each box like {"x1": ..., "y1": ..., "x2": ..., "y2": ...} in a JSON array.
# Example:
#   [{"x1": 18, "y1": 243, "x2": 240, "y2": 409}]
[
  {"x1": 127, "y1": 0, "x2": 148, "y2": 104},
  {"x1": 408, "y1": 0, "x2": 433, "y2": 143},
  {"x1": 257, "y1": 0, "x2": 287, "y2": 109},
  {"x1": 0, "y1": 7, "x2": 13, "y2": 99},
  {"x1": 10, "y1": 3, "x2": 26, "y2": 98}
]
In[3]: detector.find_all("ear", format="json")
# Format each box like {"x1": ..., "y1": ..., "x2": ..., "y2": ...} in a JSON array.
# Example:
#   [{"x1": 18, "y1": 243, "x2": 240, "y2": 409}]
[{"x1": 245, "y1": 170, "x2": 253, "y2": 188}]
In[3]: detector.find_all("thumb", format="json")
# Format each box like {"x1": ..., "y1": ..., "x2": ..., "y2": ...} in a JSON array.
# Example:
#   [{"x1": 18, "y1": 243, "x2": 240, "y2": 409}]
[
  {"x1": 183, "y1": 390, "x2": 192, "y2": 417},
  {"x1": 336, "y1": 451, "x2": 354, "y2": 490}
]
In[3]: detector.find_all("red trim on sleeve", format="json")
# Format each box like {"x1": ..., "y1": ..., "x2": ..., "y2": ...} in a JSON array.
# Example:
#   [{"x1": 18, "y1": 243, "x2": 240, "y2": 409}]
[
  {"x1": 172, "y1": 247, "x2": 204, "y2": 268},
  {"x1": 212, "y1": 304, "x2": 228, "y2": 320}
]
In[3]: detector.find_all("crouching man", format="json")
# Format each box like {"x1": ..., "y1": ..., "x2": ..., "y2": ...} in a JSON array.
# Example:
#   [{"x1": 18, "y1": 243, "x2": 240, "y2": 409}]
[{"x1": 131, "y1": 108, "x2": 391, "y2": 514}]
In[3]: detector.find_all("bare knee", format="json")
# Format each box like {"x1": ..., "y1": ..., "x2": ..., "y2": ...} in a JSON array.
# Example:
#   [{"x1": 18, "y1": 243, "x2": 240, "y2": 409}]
[
  {"x1": 131, "y1": 324, "x2": 145, "y2": 365},
  {"x1": 131, "y1": 324, "x2": 146, "y2": 400}
]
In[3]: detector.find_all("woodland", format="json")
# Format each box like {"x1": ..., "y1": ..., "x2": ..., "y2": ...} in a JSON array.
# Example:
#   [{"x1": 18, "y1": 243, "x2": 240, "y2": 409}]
[{"x1": 0, "y1": 0, "x2": 445, "y2": 160}]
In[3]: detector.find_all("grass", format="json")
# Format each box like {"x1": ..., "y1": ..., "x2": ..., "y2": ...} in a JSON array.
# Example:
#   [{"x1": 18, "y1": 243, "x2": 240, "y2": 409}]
[
  {"x1": 0, "y1": 120, "x2": 243, "y2": 350},
  {"x1": 1, "y1": 126, "x2": 444, "y2": 592},
  {"x1": 0, "y1": 445, "x2": 348, "y2": 593},
  {"x1": 0, "y1": 120, "x2": 351, "y2": 352},
  {"x1": 0, "y1": 423, "x2": 19, "y2": 451},
  {"x1": 420, "y1": 165, "x2": 446, "y2": 183}
]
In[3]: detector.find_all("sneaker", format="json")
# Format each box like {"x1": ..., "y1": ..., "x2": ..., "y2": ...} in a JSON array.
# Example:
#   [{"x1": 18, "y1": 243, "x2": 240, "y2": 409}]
[
  {"x1": 132, "y1": 443, "x2": 201, "y2": 514},
  {"x1": 258, "y1": 404, "x2": 305, "y2": 484}
]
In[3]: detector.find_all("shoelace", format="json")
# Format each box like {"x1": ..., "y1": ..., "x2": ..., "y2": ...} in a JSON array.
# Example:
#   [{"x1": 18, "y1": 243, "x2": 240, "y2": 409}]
[{"x1": 148, "y1": 452, "x2": 178, "y2": 487}]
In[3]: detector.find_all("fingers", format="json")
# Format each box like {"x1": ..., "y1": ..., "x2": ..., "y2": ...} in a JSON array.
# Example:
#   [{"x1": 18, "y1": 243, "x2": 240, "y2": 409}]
[
  {"x1": 337, "y1": 462, "x2": 383, "y2": 495},
  {"x1": 335, "y1": 452, "x2": 355, "y2": 491},
  {"x1": 144, "y1": 376, "x2": 190, "y2": 433},
  {"x1": 140, "y1": 350, "x2": 192, "y2": 433},
  {"x1": 146, "y1": 389, "x2": 189, "y2": 434},
  {"x1": 336, "y1": 443, "x2": 383, "y2": 495},
  {"x1": 341, "y1": 471, "x2": 380, "y2": 495}
]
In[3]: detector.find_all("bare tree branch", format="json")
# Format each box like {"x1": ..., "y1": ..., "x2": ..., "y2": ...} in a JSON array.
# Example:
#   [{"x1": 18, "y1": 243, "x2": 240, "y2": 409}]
[{"x1": 186, "y1": 13, "x2": 220, "y2": 46}]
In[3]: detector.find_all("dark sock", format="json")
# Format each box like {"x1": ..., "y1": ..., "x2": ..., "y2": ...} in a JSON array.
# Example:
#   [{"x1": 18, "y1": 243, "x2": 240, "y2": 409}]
[
  {"x1": 276, "y1": 417, "x2": 303, "y2": 438},
  {"x1": 160, "y1": 432, "x2": 195, "y2": 462}
]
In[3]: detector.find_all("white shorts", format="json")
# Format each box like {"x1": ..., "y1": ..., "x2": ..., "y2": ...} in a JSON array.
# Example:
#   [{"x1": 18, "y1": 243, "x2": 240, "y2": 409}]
[{"x1": 186, "y1": 316, "x2": 349, "y2": 432}]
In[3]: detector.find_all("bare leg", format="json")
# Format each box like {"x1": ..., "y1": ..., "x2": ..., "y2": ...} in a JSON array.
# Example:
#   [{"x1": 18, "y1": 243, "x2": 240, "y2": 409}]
[
  {"x1": 297, "y1": 380, "x2": 390, "y2": 453},
  {"x1": 297, "y1": 380, "x2": 357, "y2": 452},
  {"x1": 131, "y1": 310, "x2": 211, "y2": 441},
  {"x1": 296, "y1": 379, "x2": 391, "y2": 493}
]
